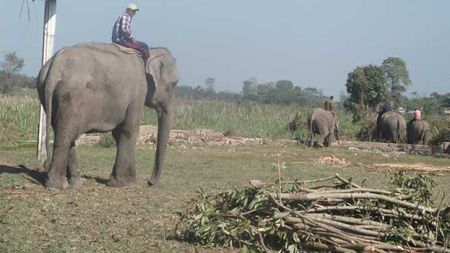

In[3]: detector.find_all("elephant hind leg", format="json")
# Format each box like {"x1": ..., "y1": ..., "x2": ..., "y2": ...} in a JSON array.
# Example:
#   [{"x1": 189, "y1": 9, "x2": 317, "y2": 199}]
[
  {"x1": 67, "y1": 142, "x2": 82, "y2": 188},
  {"x1": 46, "y1": 130, "x2": 76, "y2": 189},
  {"x1": 46, "y1": 104, "x2": 83, "y2": 189},
  {"x1": 317, "y1": 130, "x2": 328, "y2": 147}
]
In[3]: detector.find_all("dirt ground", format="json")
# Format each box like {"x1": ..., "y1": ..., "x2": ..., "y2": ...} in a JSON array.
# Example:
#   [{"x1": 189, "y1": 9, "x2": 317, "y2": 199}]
[{"x1": 1, "y1": 129, "x2": 450, "y2": 252}]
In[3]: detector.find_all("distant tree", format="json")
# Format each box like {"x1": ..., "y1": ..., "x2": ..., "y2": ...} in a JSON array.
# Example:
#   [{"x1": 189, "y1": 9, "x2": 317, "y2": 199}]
[
  {"x1": 275, "y1": 80, "x2": 294, "y2": 90},
  {"x1": 204, "y1": 77, "x2": 215, "y2": 94},
  {"x1": 266, "y1": 81, "x2": 296, "y2": 105},
  {"x1": 442, "y1": 93, "x2": 450, "y2": 107},
  {"x1": 1, "y1": 52, "x2": 24, "y2": 74},
  {"x1": 255, "y1": 82, "x2": 273, "y2": 103},
  {"x1": 364, "y1": 65, "x2": 387, "y2": 106},
  {"x1": 345, "y1": 65, "x2": 387, "y2": 121},
  {"x1": 175, "y1": 85, "x2": 195, "y2": 99},
  {"x1": 381, "y1": 57, "x2": 411, "y2": 102},
  {"x1": 304, "y1": 87, "x2": 323, "y2": 97},
  {"x1": 242, "y1": 78, "x2": 258, "y2": 99},
  {"x1": 345, "y1": 66, "x2": 368, "y2": 110},
  {"x1": 0, "y1": 51, "x2": 35, "y2": 94}
]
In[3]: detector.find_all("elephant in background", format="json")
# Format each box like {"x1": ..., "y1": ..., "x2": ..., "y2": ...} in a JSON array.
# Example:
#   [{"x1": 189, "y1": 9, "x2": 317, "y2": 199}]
[
  {"x1": 307, "y1": 108, "x2": 340, "y2": 147},
  {"x1": 37, "y1": 42, "x2": 178, "y2": 189},
  {"x1": 407, "y1": 120, "x2": 430, "y2": 145},
  {"x1": 372, "y1": 112, "x2": 406, "y2": 143}
]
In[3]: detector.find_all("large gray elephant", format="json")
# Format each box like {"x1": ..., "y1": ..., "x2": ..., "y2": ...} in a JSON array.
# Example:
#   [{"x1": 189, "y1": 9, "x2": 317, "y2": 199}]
[
  {"x1": 37, "y1": 42, "x2": 178, "y2": 189},
  {"x1": 407, "y1": 120, "x2": 430, "y2": 145},
  {"x1": 307, "y1": 108, "x2": 340, "y2": 147},
  {"x1": 372, "y1": 112, "x2": 406, "y2": 143}
]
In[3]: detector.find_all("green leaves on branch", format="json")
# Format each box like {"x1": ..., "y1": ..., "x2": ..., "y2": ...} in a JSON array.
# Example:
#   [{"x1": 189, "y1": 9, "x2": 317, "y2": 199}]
[{"x1": 181, "y1": 172, "x2": 450, "y2": 252}]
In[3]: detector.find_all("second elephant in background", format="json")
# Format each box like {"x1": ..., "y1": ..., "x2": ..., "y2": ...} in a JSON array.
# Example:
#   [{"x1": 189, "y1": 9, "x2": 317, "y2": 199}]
[
  {"x1": 373, "y1": 111, "x2": 406, "y2": 143},
  {"x1": 407, "y1": 120, "x2": 430, "y2": 145},
  {"x1": 307, "y1": 108, "x2": 340, "y2": 147}
]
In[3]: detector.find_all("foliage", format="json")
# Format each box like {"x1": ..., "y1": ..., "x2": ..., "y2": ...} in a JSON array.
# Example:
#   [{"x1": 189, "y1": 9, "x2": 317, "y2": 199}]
[
  {"x1": 177, "y1": 77, "x2": 329, "y2": 107},
  {"x1": 0, "y1": 52, "x2": 35, "y2": 94},
  {"x1": 429, "y1": 127, "x2": 450, "y2": 146},
  {"x1": 181, "y1": 170, "x2": 450, "y2": 252},
  {"x1": 0, "y1": 95, "x2": 39, "y2": 143},
  {"x1": 288, "y1": 112, "x2": 309, "y2": 144},
  {"x1": 382, "y1": 57, "x2": 412, "y2": 103},
  {"x1": 96, "y1": 133, "x2": 116, "y2": 148},
  {"x1": 353, "y1": 116, "x2": 376, "y2": 141},
  {"x1": 390, "y1": 171, "x2": 436, "y2": 205},
  {"x1": 344, "y1": 57, "x2": 413, "y2": 122},
  {"x1": 401, "y1": 92, "x2": 450, "y2": 115},
  {"x1": 345, "y1": 65, "x2": 387, "y2": 114}
]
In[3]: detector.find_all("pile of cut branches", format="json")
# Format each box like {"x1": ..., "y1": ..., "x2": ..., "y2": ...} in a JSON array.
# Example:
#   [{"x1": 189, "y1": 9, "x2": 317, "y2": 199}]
[{"x1": 181, "y1": 171, "x2": 450, "y2": 252}]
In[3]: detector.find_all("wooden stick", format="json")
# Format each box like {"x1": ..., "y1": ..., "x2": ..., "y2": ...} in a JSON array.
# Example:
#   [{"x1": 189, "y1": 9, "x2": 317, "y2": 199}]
[{"x1": 272, "y1": 192, "x2": 436, "y2": 213}]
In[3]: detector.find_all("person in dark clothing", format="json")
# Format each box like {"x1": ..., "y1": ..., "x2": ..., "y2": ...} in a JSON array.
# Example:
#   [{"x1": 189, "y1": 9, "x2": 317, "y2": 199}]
[
  {"x1": 112, "y1": 3, "x2": 149, "y2": 62},
  {"x1": 376, "y1": 99, "x2": 391, "y2": 130}
]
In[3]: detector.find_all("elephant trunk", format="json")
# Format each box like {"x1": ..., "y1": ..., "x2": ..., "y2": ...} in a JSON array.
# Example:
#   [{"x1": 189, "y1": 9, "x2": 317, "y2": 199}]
[{"x1": 147, "y1": 102, "x2": 174, "y2": 186}]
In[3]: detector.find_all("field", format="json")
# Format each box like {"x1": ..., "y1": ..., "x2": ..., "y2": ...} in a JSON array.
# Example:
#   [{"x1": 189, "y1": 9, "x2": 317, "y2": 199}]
[
  {"x1": 1, "y1": 141, "x2": 450, "y2": 252},
  {"x1": 1, "y1": 95, "x2": 450, "y2": 252}
]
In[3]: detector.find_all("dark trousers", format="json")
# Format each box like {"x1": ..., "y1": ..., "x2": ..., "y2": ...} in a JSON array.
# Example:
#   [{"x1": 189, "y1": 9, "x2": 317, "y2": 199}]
[{"x1": 119, "y1": 39, "x2": 150, "y2": 62}]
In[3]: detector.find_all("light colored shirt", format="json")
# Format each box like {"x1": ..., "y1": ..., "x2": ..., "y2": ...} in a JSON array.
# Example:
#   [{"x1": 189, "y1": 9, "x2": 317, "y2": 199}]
[{"x1": 413, "y1": 109, "x2": 422, "y2": 120}]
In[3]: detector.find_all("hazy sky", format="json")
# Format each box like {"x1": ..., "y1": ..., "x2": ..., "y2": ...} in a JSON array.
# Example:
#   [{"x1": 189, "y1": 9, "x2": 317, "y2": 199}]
[{"x1": 1, "y1": 0, "x2": 449, "y2": 98}]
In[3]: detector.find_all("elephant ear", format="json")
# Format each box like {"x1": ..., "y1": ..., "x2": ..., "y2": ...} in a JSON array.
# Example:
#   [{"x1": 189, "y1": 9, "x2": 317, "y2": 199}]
[{"x1": 146, "y1": 54, "x2": 163, "y2": 88}]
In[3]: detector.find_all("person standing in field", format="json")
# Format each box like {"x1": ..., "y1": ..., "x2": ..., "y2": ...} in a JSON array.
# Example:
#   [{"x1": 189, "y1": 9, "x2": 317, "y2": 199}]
[{"x1": 112, "y1": 3, "x2": 150, "y2": 62}]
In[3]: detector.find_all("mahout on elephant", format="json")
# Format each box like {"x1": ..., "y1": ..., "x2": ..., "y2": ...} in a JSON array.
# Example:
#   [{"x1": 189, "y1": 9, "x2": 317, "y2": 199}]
[
  {"x1": 37, "y1": 42, "x2": 178, "y2": 189},
  {"x1": 307, "y1": 108, "x2": 340, "y2": 147},
  {"x1": 372, "y1": 111, "x2": 406, "y2": 143},
  {"x1": 407, "y1": 120, "x2": 430, "y2": 145}
]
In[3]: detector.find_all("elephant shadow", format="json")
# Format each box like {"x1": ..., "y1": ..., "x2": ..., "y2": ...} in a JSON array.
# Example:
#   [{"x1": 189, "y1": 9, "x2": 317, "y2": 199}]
[
  {"x1": 82, "y1": 175, "x2": 109, "y2": 185},
  {"x1": 0, "y1": 164, "x2": 46, "y2": 186},
  {"x1": 0, "y1": 164, "x2": 110, "y2": 187}
]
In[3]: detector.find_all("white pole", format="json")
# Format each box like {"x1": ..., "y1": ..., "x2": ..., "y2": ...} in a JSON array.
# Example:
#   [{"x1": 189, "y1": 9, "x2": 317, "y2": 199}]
[{"x1": 37, "y1": 0, "x2": 57, "y2": 161}]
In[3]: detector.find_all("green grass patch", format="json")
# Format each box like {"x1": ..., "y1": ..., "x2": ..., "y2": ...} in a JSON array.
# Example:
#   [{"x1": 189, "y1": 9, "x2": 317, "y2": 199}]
[{"x1": 1, "y1": 144, "x2": 450, "y2": 252}]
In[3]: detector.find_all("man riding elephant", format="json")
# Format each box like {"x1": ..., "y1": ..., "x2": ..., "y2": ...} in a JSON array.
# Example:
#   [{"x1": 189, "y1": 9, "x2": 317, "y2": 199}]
[
  {"x1": 407, "y1": 107, "x2": 430, "y2": 145},
  {"x1": 373, "y1": 111, "x2": 406, "y2": 143},
  {"x1": 112, "y1": 3, "x2": 150, "y2": 62},
  {"x1": 308, "y1": 108, "x2": 340, "y2": 147}
]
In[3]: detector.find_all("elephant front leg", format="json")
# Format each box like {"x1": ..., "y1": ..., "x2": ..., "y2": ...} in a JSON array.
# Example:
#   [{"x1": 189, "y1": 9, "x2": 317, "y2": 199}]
[
  {"x1": 107, "y1": 127, "x2": 138, "y2": 187},
  {"x1": 317, "y1": 130, "x2": 328, "y2": 147}
]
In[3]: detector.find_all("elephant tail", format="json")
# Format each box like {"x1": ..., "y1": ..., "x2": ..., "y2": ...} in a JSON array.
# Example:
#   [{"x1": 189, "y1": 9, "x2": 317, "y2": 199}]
[{"x1": 38, "y1": 55, "x2": 59, "y2": 169}]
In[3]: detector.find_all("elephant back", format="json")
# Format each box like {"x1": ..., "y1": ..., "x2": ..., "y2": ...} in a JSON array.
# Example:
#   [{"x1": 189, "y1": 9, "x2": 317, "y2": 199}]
[
  {"x1": 309, "y1": 108, "x2": 338, "y2": 131},
  {"x1": 380, "y1": 112, "x2": 406, "y2": 142}
]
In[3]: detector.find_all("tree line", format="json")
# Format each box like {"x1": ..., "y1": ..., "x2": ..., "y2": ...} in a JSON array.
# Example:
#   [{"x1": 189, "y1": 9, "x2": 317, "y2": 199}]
[
  {"x1": 343, "y1": 56, "x2": 449, "y2": 120},
  {"x1": 1, "y1": 52, "x2": 449, "y2": 115},
  {"x1": 0, "y1": 52, "x2": 36, "y2": 94},
  {"x1": 176, "y1": 77, "x2": 329, "y2": 108}
]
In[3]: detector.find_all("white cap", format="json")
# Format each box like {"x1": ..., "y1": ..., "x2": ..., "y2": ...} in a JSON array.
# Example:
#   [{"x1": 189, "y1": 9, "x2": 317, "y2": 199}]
[{"x1": 127, "y1": 3, "x2": 139, "y2": 11}]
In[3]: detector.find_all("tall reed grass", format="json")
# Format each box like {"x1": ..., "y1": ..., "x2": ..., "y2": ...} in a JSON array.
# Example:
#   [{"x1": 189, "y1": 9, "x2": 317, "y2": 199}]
[
  {"x1": 0, "y1": 95, "x2": 40, "y2": 144},
  {"x1": 143, "y1": 99, "x2": 310, "y2": 138},
  {"x1": 2, "y1": 95, "x2": 447, "y2": 145}
]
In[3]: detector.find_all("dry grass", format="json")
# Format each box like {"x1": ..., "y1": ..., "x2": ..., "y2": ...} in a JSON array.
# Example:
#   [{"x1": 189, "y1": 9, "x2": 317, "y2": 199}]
[{"x1": 1, "y1": 142, "x2": 450, "y2": 252}]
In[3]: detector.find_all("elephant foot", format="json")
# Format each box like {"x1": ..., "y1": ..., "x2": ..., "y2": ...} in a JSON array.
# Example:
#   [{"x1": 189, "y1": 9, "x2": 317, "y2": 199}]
[
  {"x1": 68, "y1": 177, "x2": 83, "y2": 189},
  {"x1": 107, "y1": 176, "x2": 136, "y2": 187},
  {"x1": 45, "y1": 177, "x2": 69, "y2": 190},
  {"x1": 147, "y1": 177, "x2": 158, "y2": 186}
]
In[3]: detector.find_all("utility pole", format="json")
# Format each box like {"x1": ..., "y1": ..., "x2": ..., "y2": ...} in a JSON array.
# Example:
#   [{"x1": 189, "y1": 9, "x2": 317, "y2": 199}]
[{"x1": 37, "y1": 0, "x2": 57, "y2": 161}]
